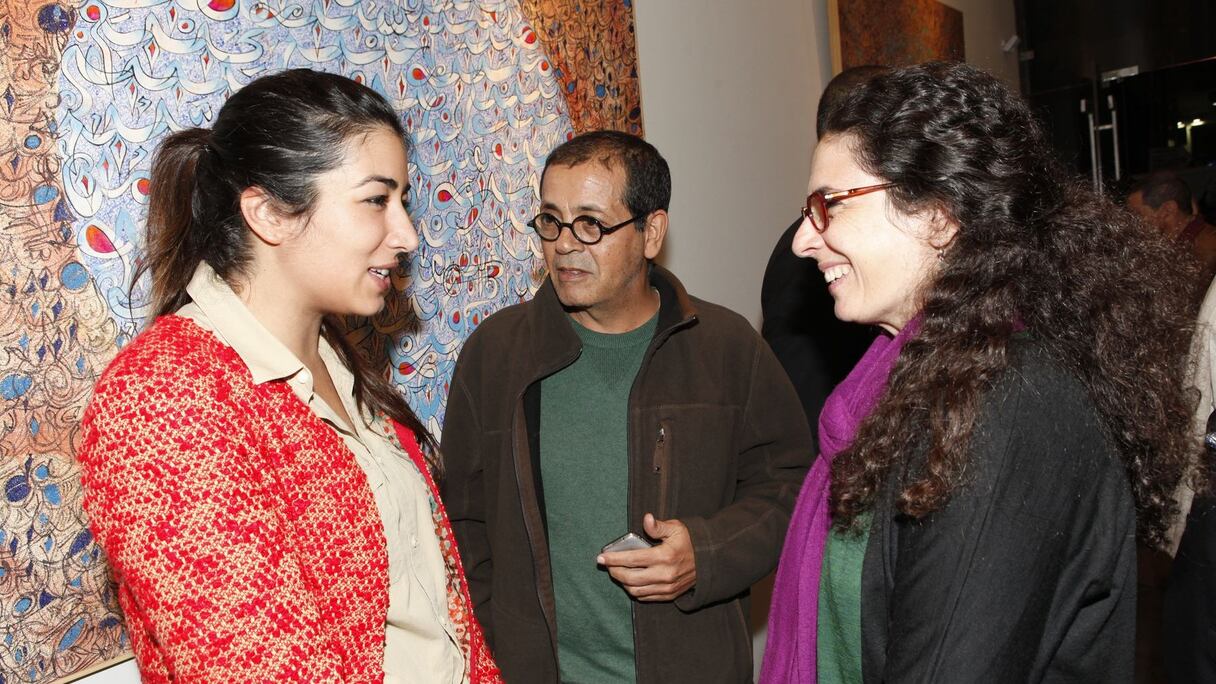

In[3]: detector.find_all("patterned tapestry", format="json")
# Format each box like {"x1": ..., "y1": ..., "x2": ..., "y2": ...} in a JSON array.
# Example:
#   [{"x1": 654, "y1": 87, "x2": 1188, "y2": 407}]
[
  {"x1": 0, "y1": 0, "x2": 641, "y2": 680},
  {"x1": 831, "y1": 0, "x2": 965, "y2": 72}
]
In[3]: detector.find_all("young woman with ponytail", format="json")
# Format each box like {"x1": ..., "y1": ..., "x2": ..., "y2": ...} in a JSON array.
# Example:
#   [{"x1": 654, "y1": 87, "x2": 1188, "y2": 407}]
[{"x1": 77, "y1": 69, "x2": 500, "y2": 683}]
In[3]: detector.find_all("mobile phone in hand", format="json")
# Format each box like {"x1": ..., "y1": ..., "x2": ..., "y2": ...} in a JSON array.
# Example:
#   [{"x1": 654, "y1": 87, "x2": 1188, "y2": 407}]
[{"x1": 601, "y1": 532, "x2": 654, "y2": 554}]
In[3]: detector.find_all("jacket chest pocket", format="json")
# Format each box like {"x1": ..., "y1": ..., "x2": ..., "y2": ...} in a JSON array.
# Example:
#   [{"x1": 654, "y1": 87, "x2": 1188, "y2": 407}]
[
  {"x1": 643, "y1": 407, "x2": 741, "y2": 518},
  {"x1": 652, "y1": 420, "x2": 673, "y2": 518}
]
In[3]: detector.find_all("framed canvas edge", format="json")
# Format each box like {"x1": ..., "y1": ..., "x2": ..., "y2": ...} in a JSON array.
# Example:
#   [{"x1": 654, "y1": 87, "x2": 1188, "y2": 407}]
[
  {"x1": 53, "y1": 654, "x2": 137, "y2": 683},
  {"x1": 628, "y1": 1, "x2": 647, "y2": 135},
  {"x1": 827, "y1": 0, "x2": 843, "y2": 75}
]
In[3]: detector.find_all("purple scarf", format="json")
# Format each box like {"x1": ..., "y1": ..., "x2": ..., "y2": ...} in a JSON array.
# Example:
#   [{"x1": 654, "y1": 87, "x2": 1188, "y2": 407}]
[{"x1": 759, "y1": 321, "x2": 918, "y2": 683}]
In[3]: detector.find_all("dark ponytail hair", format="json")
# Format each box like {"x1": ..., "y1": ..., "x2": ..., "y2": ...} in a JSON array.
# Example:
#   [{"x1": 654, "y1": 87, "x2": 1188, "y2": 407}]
[
  {"x1": 141, "y1": 127, "x2": 245, "y2": 316},
  {"x1": 137, "y1": 68, "x2": 439, "y2": 468}
]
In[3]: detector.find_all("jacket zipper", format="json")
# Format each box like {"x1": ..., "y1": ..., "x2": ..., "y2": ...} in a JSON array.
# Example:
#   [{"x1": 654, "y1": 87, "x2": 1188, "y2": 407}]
[
  {"x1": 511, "y1": 381, "x2": 560, "y2": 674},
  {"x1": 627, "y1": 315, "x2": 692, "y2": 683},
  {"x1": 653, "y1": 422, "x2": 671, "y2": 519}
]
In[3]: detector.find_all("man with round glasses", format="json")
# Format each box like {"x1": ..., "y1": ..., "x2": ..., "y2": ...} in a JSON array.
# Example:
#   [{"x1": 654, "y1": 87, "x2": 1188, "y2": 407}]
[{"x1": 442, "y1": 130, "x2": 811, "y2": 683}]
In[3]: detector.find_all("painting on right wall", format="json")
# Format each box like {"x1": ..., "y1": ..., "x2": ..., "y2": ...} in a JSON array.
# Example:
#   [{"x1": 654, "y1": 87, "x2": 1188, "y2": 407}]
[{"x1": 829, "y1": 0, "x2": 966, "y2": 72}]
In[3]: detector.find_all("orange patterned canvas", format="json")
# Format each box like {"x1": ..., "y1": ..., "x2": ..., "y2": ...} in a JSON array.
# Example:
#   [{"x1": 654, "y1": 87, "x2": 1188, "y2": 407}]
[
  {"x1": 833, "y1": 0, "x2": 965, "y2": 72},
  {"x1": 0, "y1": 0, "x2": 129, "y2": 678},
  {"x1": 519, "y1": 0, "x2": 643, "y2": 135}
]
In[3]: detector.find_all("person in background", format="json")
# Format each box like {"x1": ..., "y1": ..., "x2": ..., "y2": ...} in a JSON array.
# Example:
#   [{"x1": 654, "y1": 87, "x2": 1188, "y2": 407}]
[
  {"x1": 761, "y1": 61, "x2": 1197, "y2": 683},
  {"x1": 1162, "y1": 274, "x2": 1216, "y2": 682},
  {"x1": 442, "y1": 131, "x2": 812, "y2": 683},
  {"x1": 760, "y1": 66, "x2": 888, "y2": 432},
  {"x1": 1127, "y1": 170, "x2": 1216, "y2": 679},
  {"x1": 1162, "y1": 404, "x2": 1216, "y2": 682},
  {"x1": 77, "y1": 69, "x2": 499, "y2": 683},
  {"x1": 1128, "y1": 170, "x2": 1216, "y2": 292}
]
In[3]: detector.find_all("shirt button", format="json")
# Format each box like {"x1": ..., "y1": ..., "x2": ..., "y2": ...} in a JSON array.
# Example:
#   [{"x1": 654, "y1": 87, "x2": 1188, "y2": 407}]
[{"x1": 410, "y1": 535, "x2": 418, "y2": 548}]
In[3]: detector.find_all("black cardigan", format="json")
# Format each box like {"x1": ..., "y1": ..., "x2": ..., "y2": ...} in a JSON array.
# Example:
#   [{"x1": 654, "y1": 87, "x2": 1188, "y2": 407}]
[{"x1": 860, "y1": 339, "x2": 1136, "y2": 682}]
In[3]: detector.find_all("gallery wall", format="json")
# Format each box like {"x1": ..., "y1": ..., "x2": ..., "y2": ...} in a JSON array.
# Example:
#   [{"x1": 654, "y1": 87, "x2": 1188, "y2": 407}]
[
  {"x1": 635, "y1": 0, "x2": 1017, "y2": 327},
  {"x1": 1, "y1": 1, "x2": 641, "y2": 680},
  {"x1": 939, "y1": 0, "x2": 1020, "y2": 87},
  {"x1": 5, "y1": 1, "x2": 1018, "y2": 680},
  {"x1": 633, "y1": 0, "x2": 822, "y2": 328}
]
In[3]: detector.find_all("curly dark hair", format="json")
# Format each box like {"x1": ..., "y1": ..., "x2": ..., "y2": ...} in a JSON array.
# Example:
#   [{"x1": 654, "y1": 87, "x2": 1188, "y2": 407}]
[{"x1": 822, "y1": 61, "x2": 1199, "y2": 549}]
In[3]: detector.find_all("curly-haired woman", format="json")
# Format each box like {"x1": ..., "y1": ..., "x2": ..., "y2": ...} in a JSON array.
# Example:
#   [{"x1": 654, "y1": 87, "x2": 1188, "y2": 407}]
[{"x1": 760, "y1": 62, "x2": 1198, "y2": 683}]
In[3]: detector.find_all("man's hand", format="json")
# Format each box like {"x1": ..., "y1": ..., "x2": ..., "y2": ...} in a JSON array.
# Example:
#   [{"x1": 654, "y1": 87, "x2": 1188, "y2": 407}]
[{"x1": 596, "y1": 513, "x2": 697, "y2": 602}]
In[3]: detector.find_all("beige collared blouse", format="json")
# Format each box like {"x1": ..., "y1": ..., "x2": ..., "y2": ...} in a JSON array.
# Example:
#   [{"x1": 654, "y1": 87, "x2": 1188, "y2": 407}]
[{"x1": 178, "y1": 262, "x2": 466, "y2": 683}]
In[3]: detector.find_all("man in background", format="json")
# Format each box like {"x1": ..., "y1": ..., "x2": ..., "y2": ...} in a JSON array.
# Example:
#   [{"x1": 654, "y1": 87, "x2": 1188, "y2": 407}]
[
  {"x1": 1128, "y1": 170, "x2": 1216, "y2": 680},
  {"x1": 1128, "y1": 171, "x2": 1216, "y2": 290},
  {"x1": 760, "y1": 66, "x2": 888, "y2": 432}
]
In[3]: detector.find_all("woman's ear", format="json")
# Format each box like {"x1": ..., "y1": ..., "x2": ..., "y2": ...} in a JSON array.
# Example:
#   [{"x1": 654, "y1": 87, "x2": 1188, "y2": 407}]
[
  {"x1": 239, "y1": 187, "x2": 294, "y2": 246},
  {"x1": 927, "y1": 205, "x2": 960, "y2": 251}
]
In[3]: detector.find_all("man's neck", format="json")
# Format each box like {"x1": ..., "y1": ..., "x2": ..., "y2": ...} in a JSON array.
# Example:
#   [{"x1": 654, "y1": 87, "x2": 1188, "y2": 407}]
[
  {"x1": 1173, "y1": 213, "x2": 1203, "y2": 241},
  {"x1": 567, "y1": 288, "x2": 660, "y2": 334}
]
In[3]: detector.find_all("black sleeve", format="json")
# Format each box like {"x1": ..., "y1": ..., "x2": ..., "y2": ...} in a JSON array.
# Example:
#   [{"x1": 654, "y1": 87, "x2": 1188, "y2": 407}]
[
  {"x1": 440, "y1": 350, "x2": 495, "y2": 643},
  {"x1": 864, "y1": 352, "x2": 1136, "y2": 683},
  {"x1": 1163, "y1": 406, "x2": 1216, "y2": 684}
]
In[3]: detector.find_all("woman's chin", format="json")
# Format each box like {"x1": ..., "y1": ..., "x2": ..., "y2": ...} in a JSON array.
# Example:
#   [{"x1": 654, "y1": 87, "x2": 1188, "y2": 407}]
[{"x1": 832, "y1": 303, "x2": 862, "y2": 325}]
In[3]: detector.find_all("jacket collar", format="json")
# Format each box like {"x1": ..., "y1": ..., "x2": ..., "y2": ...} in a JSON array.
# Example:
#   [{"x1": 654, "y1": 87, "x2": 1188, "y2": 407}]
[
  {"x1": 650, "y1": 263, "x2": 698, "y2": 337},
  {"x1": 525, "y1": 263, "x2": 698, "y2": 376}
]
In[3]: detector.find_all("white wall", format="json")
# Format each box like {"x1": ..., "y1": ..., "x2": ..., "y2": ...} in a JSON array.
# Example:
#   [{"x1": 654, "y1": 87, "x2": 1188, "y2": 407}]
[
  {"x1": 940, "y1": 0, "x2": 1021, "y2": 87},
  {"x1": 67, "y1": 657, "x2": 138, "y2": 683},
  {"x1": 71, "y1": 4, "x2": 1016, "y2": 682},
  {"x1": 634, "y1": 0, "x2": 822, "y2": 327},
  {"x1": 634, "y1": 0, "x2": 1017, "y2": 327}
]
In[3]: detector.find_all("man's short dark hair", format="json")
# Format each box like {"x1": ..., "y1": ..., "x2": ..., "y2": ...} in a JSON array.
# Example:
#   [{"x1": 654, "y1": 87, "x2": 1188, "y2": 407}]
[
  {"x1": 541, "y1": 130, "x2": 671, "y2": 222},
  {"x1": 816, "y1": 65, "x2": 889, "y2": 138},
  {"x1": 1137, "y1": 171, "x2": 1194, "y2": 212}
]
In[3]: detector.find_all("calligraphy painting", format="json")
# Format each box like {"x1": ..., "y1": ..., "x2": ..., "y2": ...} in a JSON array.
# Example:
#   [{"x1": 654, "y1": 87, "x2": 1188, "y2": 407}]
[{"x1": 0, "y1": 0, "x2": 641, "y2": 679}]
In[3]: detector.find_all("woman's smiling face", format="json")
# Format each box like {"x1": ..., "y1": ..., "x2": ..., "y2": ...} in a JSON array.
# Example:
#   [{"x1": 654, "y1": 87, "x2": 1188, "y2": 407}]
[
  {"x1": 791, "y1": 133, "x2": 951, "y2": 335},
  {"x1": 273, "y1": 126, "x2": 419, "y2": 319}
]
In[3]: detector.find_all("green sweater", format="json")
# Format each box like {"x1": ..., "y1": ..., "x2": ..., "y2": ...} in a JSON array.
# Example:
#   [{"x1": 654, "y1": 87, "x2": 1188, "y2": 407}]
[
  {"x1": 817, "y1": 513, "x2": 871, "y2": 684},
  {"x1": 539, "y1": 312, "x2": 658, "y2": 684}
]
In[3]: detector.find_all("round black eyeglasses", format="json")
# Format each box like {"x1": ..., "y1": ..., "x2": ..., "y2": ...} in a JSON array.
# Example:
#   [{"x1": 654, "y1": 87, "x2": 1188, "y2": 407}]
[{"x1": 527, "y1": 212, "x2": 647, "y2": 245}]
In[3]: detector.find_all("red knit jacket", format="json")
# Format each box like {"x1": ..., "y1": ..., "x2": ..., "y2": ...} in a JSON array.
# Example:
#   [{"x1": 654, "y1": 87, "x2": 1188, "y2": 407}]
[{"x1": 79, "y1": 315, "x2": 499, "y2": 683}]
